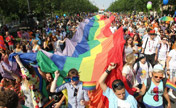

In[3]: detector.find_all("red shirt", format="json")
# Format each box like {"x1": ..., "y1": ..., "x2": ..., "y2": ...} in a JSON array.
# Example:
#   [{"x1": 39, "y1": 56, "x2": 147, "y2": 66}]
[{"x1": 6, "y1": 35, "x2": 14, "y2": 45}]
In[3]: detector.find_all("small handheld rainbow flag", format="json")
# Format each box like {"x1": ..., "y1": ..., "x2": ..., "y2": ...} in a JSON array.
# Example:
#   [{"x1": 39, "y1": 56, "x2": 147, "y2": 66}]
[
  {"x1": 43, "y1": 98, "x2": 55, "y2": 108},
  {"x1": 82, "y1": 81, "x2": 96, "y2": 90},
  {"x1": 166, "y1": 80, "x2": 176, "y2": 91}
]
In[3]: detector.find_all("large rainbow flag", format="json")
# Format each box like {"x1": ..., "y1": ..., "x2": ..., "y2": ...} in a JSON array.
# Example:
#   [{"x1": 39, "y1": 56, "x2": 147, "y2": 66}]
[{"x1": 9, "y1": 15, "x2": 133, "y2": 108}]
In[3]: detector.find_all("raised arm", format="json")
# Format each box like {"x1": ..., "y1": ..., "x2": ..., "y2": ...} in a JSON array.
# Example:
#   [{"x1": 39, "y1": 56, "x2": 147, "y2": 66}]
[
  {"x1": 166, "y1": 56, "x2": 171, "y2": 75},
  {"x1": 37, "y1": 67, "x2": 46, "y2": 79},
  {"x1": 50, "y1": 70, "x2": 60, "y2": 93},
  {"x1": 14, "y1": 55, "x2": 24, "y2": 68},
  {"x1": 99, "y1": 63, "x2": 116, "y2": 92}
]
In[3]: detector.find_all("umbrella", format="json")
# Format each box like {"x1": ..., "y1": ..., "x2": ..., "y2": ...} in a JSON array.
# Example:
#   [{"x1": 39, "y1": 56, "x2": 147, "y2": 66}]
[{"x1": 160, "y1": 16, "x2": 174, "y2": 21}]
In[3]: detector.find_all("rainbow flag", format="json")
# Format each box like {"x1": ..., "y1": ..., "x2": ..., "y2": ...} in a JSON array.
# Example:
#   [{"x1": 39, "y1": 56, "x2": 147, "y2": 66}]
[
  {"x1": 82, "y1": 81, "x2": 96, "y2": 90},
  {"x1": 9, "y1": 15, "x2": 128, "y2": 108},
  {"x1": 166, "y1": 80, "x2": 176, "y2": 91},
  {"x1": 43, "y1": 98, "x2": 55, "y2": 108},
  {"x1": 0, "y1": 35, "x2": 6, "y2": 50}
]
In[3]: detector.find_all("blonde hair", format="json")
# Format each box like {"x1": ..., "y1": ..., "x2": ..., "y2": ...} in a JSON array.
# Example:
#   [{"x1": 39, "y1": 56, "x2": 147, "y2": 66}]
[
  {"x1": 33, "y1": 40, "x2": 38, "y2": 44},
  {"x1": 153, "y1": 69, "x2": 164, "y2": 74},
  {"x1": 126, "y1": 53, "x2": 136, "y2": 66}
]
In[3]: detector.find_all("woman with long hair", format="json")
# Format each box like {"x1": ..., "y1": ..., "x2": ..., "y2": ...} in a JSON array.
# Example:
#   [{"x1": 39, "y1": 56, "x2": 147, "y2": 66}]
[
  {"x1": 133, "y1": 34, "x2": 142, "y2": 59},
  {"x1": 43, "y1": 36, "x2": 54, "y2": 52},
  {"x1": 32, "y1": 40, "x2": 40, "y2": 53},
  {"x1": 124, "y1": 36, "x2": 138, "y2": 62},
  {"x1": 122, "y1": 53, "x2": 137, "y2": 88},
  {"x1": 14, "y1": 55, "x2": 42, "y2": 108},
  {"x1": 13, "y1": 43, "x2": 23, "y2": 53},
  {"x1": 38, "y1": 67, "x2": 66, "y2": 108}
]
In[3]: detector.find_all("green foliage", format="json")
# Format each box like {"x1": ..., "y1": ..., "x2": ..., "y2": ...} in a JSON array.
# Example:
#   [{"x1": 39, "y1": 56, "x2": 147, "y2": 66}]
[
  {"x1": 0, "y1": 0, "x2": 98, "y2": 24},
  {"x1": 108, "y1": 0, "x2": 175, "y2": 13}
]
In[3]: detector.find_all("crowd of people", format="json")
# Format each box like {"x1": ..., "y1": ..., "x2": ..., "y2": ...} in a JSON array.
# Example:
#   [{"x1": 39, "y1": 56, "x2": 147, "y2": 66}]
[{"x1": 0, "y1": 12, "x2": 176, "y2": 108}]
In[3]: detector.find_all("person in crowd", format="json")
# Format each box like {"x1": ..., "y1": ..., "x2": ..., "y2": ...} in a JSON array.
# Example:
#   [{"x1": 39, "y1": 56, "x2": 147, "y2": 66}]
[
  {"x1": 13, "y1": 43, "x2": 23, "y2": 53},
  {"x1": 43, "y1": 36, "x2": 54, "y2": 52},
  {"x1": 0, "y1": 49, "x2": 9, "y2": 65},
  {"x1": 99, "y1": 63, "x2": 138, "y2": 108},
  {"x1": 32, "y1": 40, "x2": 41, "y2": 53},
  {"x1": 26, "y1": 41, "x2": 32, "y2": 53},
  {"x1": 133, "y1": 33, "x2": 142, "y2": 58},
  {"x1": 50, "y1": 69, "x2": 89, "y2": 108},
  {"x1": 110, "y1": 23, "x2": 117, "y2": 33},
  {"x1": 141, "y1": 29, "x2": 158, "y2": 67},
  {"x1": 155, "y1": 36, "x2": 170, "y2": 69},
  {"x1": 166, "y1": 42, "x2": 176, "y2": 99},
  {"x1": 122, "y1": 53, "x2": 137, "y2": 88},
  {"x1": 124, "y1": 36, "x2": 138, "y2": 62},
  {"x1": 139, "y1": 64, "x2": 171, "y2": 108},
  {"x1": 53, "y1": 37, "x2": 67, "y2": 53},
  {"x1": 5, "y1": 31, "x2": 15, "y2": 51},
  {"x1": 0, "y1": 89, "x2": 21, "y2": 108},
  {"x1": 133, "y1": 54, "x2": 153, "y2": 88},
  {"x1": 38, "y1": 67, "x2": 66, "y2": 108},
  {"x1": 14, "y1": 55, "x2": 42, "y2": 108}
]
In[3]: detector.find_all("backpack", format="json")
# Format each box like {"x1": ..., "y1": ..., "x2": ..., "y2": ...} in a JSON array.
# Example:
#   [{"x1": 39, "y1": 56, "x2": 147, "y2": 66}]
[{"x1": 145, "y1": 77, "x2": 167, "y2": 93}]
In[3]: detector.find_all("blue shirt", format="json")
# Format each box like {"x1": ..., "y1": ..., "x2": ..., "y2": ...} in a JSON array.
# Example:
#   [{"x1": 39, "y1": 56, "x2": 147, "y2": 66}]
[
  {"x1": 103, "y1": 87, "x2": 137, "y2": 108},
  {"x1": 55, "y1": 82, "x2": 89, "y2": 108},
  {"x1": 143, "y1": 79, "x2": 164, "y2": 106}
]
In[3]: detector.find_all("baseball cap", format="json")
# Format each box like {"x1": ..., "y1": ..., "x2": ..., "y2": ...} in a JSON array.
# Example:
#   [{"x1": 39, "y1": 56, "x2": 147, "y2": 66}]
[{"x1": 149, "y1": 30, "x2": 156, "y2": 35}]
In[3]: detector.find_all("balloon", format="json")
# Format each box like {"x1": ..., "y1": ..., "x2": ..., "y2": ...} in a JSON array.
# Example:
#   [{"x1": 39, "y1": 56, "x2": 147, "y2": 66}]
[
  {"x1": 175, "y1": 11, "x2": 176, "y2": 16},
  {"x1": 63, "y1": 14, "x2": 66, "y2": 17},
  {"x1": 163, "y1": 0, "x2": 169, "y2": 5},
  {"x1": 175, "y1": 18, "x2": 176, "y2": 22},
  {"x1": 148, "y1": 1, "x2": 152, "y2": 4},
  {"x1": 147, "y1": 4, "x2": 152, "y2": 10},
  {"x1": 56, "y1": 15, "x2": 58, "y2": 19}
]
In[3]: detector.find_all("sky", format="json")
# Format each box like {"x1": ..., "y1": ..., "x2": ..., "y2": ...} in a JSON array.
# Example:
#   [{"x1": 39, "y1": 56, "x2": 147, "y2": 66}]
[{"x1": 89, "y1": 0, "x2": 115, "y2": 9}]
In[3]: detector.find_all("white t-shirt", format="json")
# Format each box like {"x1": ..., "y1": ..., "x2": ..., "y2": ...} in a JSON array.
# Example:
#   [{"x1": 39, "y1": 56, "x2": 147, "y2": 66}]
[
  {"x1": 118, "y1": 98, "x2": 131, "y2": 108},
  {"x1": 110, "y1": 26, "x2": 117, "y2": 33},
  {"x1": 168, "y1": 49, "x2": 176, "y2": 69},
  {"x1": 157, "y1": 43, "x2": 169, "y2": 61},
  {"x1": 133, "y1": 61, "x2": 152, "y2": 84},
  {"x1": 122, "y1": 65, "x2": 135, "y2": 87},
  {"x1": 142, "y1": 38, "x2": 158, "y2": 55}
]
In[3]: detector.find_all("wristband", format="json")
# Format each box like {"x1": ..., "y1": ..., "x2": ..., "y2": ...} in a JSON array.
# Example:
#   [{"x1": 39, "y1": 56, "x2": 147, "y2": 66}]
[{"x1": 105, "y1": 69, "x2": 111, "y2": 74}]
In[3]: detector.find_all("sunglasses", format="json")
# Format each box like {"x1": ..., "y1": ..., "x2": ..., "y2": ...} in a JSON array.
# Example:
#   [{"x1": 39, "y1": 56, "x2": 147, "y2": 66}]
[
  {"x1": 112, "y1": 82, "x2": 124, "y2": 89},
  {"x1": 64, "y1": 76, "x2": 79, "y2": 83},
  {"x1": 154, "y1": 76, "x2": 163, "y2": 79}
]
